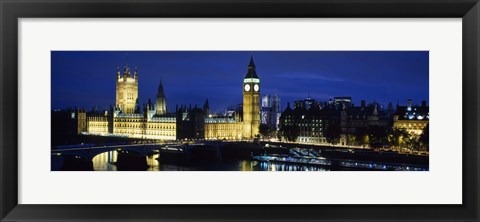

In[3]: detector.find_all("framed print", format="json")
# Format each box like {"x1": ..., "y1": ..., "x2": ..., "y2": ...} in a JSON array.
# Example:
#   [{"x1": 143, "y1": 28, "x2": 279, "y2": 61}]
[{"x1": 1, "y1": 0, "x2": 479, "y2": 221}]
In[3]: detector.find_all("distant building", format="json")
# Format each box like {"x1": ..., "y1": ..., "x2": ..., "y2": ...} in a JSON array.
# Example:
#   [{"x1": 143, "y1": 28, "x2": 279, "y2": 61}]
[
  {"x1": 223, "y1": 103, "x2": 242, "y2": 118},
  {"x1": 294, "y1": 97, "x2": 321, "y2": 110},
  {"x1": 393, "y1": 99, "x2": 429, "y2": 135},
  {"x1": 334, "y1": 96, "x2": 352, "y2": 108},
  {"x1": 261, "y1": 94, "x2": 281, "y2": 130},
  {"x1": 280, "y1": 96, "x2": 396, "y2": 145}
]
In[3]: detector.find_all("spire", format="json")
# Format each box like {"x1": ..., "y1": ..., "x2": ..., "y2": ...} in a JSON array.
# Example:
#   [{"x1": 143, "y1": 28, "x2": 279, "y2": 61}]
[
  {"x1": 134, "y1": 98, "x2": 140, "y2": 113},
  {"x1": 116, "y1": 67, "x2": 120, "y2": 78},
  {"x1": 157, "y1": 79, "x2": 165, "y2": 98},
  {"x1": 204, "y1": 99, "x2": 209, "y2": 108},
  {"x1": 248, "y1": 55, "x2": 256, "y2": 68},
  {"x1": 124, "y1": 66, "x2": 130, "y2": 77},
  {"x1": 134, "y1": 67, "x2": 138, "y2": 79},
  {"x1": 203, "y1": 99, "x2": 210, "y2": 118},
  {"x1": 146, "y1": 99, "x2": 150, "y2": 110},
  {"x1": 123, "y1": 53, "x2": 131, "y2": 77},
  {"x1": 244, "y1": 56, "x2": 259, "y2": 79}
]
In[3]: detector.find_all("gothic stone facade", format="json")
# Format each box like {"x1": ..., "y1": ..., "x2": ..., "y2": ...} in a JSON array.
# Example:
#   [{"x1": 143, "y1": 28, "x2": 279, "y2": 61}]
[{"x1": 83, "y1": 57, "x2": 261, "y2": 141}]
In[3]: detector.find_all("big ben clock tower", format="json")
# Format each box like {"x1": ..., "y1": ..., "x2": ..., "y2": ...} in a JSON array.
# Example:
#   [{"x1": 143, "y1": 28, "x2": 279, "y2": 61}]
[{"x1": 243, "y1": 56, "x2": 261, "y2": 139}]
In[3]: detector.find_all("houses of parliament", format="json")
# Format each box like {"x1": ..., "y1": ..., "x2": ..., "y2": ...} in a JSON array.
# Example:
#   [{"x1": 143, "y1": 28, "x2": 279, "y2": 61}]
[{"x1": 78, "y1": 57, "x2": 261, "y2": 141}]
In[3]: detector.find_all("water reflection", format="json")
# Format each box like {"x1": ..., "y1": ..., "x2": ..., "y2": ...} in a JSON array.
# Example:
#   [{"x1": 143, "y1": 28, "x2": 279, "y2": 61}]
[
  {"x1": 91, "y1": 151, "x2": 426, "y2": 171},
  {"x1": 255, "y1": 161, "x2": 328, "y2": 171},
  {"x1": 93, "y1": 151, "x2": 161, "y2": 171},
  {"x1": 93, "y1": 151, "x2": 330, "y2": 171},
  {"x1": 146, "y1": 154, "x2": 160, "y2": 171},
  {"x1": 92, "y1": 151, "x2": 118, "y2": 171}
]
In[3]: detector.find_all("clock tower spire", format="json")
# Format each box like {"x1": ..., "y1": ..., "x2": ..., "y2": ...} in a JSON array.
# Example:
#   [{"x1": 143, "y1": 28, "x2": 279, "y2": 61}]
[{"x1": 243, "y1": 56, "x2": 261, "y2": 139}]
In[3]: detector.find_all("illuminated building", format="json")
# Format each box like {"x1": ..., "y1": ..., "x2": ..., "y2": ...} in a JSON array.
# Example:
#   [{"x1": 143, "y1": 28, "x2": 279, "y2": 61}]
[
  {"x1": 204, "y1": 103, "x2": 244, "y2": 140},
  {"x1": 116, "y1": 66, "x2": 138, "y2": 114},
  {"x1": 393, "y1": 100, "x2": 429, "y2": 135},
  {"x1": 242, "y1": 56, "x2": 261, "y2": 139},
  {"x1": 204, "y1": 56, "x2": 262, "y2": 140},
  {"x1": 87, "y1": 112, "x2": 109, "y2": 135},
  {"x1": 205, "y1": 115, "x2": 243, "y2": 140},
  {"x1": 144, "y1": 100, "x2": 176, "y2": 140},
  {"x1": 81, "y1": 57, "x2": 261, "y2": 141}
]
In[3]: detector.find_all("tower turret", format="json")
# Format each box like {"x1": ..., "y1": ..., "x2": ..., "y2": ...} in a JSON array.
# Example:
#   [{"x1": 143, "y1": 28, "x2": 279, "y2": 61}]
[
  {"x1": 115, "y1": 64, "x2": 138, "y2": 114},
  {"x1": 243, "y1": 56, "x2": 261, "y2": 139},
  {"x1": 203, "y1": 99, "x2": 210, "y2": 118},
  {"x1": 145, "y1": 98, "x2": 156, "y2": 120},
  {"x1": 124, "y1": 66, "x2": 131, "y2": 77},
  {"x1": 134, "y1": 98, "x2": 141, "y2": 113},
  {"x1": 155, "y1": 79, "x2": 167, "y2": 115}
]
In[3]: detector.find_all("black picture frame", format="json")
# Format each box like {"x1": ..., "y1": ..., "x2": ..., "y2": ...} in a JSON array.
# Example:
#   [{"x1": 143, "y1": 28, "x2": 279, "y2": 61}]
[{"x1": 1, "y1": 0, "x2": 479, "y2": 221}]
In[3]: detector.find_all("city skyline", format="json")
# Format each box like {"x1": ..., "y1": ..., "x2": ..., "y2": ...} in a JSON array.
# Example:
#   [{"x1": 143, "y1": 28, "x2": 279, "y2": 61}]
[
  {"x1": 51, "y1": 51, "x2": 429, "y2": 171},
  {"x1": 51, "y1": 51, "x2": 429, "y2": 113}
]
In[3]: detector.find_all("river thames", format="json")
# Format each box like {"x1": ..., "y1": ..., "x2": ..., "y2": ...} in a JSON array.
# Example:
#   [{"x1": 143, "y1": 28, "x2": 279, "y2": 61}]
[{"x1": 87, "y1": 150, "x2": 428, "y2": 171}]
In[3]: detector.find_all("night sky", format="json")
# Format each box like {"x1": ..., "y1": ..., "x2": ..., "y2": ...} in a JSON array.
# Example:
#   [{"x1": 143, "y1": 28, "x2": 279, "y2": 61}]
[{"x1": 51, "y1": 51, "x2": 429, "y2": 113}]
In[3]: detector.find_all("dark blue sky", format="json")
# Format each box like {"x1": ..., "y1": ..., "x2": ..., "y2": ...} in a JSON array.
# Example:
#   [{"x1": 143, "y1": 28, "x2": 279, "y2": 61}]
[{"x1": 51, "y1": 51, "x2": 428, "y2": 113}]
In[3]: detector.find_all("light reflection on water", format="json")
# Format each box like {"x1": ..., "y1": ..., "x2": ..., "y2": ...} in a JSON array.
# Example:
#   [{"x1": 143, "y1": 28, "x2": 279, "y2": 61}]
[
  {"x1": 91, "y1": 151, "x2": 427, "y2": 171},
  {"x1": 92, "y1": 151, "x2": 328, "y2": 171},
  {"x1": 146, "y1": 154, "x2": 160, "y2": 171},
  {"x1": 253, "y1": 161, "x2": 327, "y2": 171},
  {"x1": 92, "y1": 150, "x2": 118, "y2": 171}
]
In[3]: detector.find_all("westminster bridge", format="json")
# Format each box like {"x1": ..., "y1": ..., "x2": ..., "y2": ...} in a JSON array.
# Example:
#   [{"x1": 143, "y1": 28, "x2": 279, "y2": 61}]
[{"x1": 51, "y1": 140, "x2": 235, "y2": 161}]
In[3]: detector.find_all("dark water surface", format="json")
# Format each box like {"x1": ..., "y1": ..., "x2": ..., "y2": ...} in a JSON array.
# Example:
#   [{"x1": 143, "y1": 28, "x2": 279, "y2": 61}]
[
  {"x1": 88, "y1": 150, "x2": 427, "y2": 171},
  {"x1": 91, "y1": 151, "x2": 329, "y2": 171}
]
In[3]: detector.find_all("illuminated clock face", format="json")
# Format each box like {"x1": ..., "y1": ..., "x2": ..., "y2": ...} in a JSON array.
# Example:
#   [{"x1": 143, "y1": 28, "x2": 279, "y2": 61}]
[
  {"x1": 244, "y1": 84, "x2": 250, "y2": 91},
  {"x1": 254, "y1": 84, "x2": 259, "y2": 92}
]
